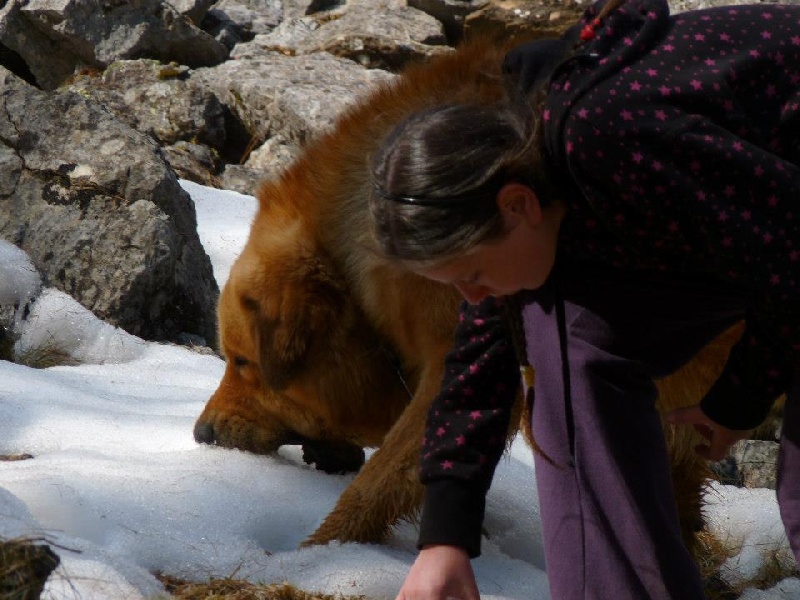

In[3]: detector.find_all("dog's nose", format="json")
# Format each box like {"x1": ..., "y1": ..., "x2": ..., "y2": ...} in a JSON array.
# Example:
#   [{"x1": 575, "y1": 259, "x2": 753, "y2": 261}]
[{"x1": 193, "y1": 421, "x2": 217, "y2": 444}]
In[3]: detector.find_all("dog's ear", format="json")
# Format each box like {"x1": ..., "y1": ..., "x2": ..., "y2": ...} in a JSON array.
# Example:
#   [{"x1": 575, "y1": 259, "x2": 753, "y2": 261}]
[{"x1": 242, "y1": 249, "x2": 348, "y2": 391}]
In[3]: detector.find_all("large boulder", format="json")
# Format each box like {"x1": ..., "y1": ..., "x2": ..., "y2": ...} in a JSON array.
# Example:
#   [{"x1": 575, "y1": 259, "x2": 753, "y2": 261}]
[
  {"x1": 0, "y1": 0, "x2": 229, "y2": 90},
  {"x1": 65, "y1": 60, "x2": 227, "y2": 149},
  {"x1": 193, "y1": 50, "x2": 395, "y2": 146},
  {"x1": 462, "y1": 0, "x2": 584, "y2": 44},
  {"x1": 252, "y1": 4, "x2": 448, "y2": 70},
  {"x1": 408, "y1": 0, "x2": 486, "y2": 43},
  {"x1": 0, "y1": 68, "x2": 218, "y2": 346},
  {"x1": 167, "y1": 0, "x2": 218, "y2": 25},
  {"x1": 202, "y1": 0, "x2": 282, "y2": 49}
]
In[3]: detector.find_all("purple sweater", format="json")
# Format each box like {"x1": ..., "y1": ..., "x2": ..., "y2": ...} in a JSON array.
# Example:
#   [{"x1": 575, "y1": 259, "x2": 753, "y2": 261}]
[{"x1": 417, "y1": 0, "x2": 800, "y2": 557}]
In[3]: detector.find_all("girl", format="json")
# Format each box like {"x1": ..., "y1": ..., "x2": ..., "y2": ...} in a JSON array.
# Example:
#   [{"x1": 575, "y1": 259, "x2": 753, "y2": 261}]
[{"x1": 368, "y1": 0, "x2": 800, "y2": 597}]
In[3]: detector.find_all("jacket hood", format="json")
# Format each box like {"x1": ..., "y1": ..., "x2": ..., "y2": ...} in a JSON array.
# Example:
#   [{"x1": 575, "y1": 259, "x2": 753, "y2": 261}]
[{"x1": 503, "y1": 0, "x2": 673, "y2": 191}]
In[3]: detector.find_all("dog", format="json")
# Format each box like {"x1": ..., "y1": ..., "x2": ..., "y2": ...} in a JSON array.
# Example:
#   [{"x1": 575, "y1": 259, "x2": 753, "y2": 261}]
[{"x1": 193, "y1": 37, "x2": 737, "y2": 551}]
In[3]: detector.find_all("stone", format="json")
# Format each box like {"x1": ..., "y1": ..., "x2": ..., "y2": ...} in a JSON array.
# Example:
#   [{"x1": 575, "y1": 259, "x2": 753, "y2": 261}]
[{"x1": 0, "y1": 68, "x2": 218, "y2": 345}]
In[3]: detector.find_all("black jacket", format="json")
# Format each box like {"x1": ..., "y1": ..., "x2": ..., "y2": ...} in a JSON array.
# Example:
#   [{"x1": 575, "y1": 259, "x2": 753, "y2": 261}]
[{"x1": 417, "y1": 0, "x2": 800, "y2": 557}]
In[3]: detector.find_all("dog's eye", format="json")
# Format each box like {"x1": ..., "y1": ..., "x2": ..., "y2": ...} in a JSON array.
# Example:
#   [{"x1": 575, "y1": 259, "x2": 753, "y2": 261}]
[{"x1": 233, "y1": 356, "x2": 249, "y2": 368}]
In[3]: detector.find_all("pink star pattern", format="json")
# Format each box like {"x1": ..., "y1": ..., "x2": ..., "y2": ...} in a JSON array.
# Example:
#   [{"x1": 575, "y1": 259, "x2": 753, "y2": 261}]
[
  {"x1": 418, "y1": 0, "x2": 800, "y2": 554},
  {"x1": 419, "y1": 297, "x2": 518, "y2": 481},
  {"x1": 543, "y1": 0, "x2": 800, "y2": 436}
]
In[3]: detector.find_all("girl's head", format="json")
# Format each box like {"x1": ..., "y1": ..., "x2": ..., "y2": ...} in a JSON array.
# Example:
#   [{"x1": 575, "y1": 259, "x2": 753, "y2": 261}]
[{"x1": 369, "y1": 103, "x2": 563, "y2": 302}]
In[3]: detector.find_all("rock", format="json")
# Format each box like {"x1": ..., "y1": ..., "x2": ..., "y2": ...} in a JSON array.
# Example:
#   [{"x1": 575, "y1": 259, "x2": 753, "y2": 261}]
[
  {"x1": 408, "y1": 0, "x2": 487, "y2": 43},
  {"x1": 0, "y1": 41, "x2": 37, "y2": 86},
  {"x1": 162, "y1": 141, "x2": 223, "y2": 186},
  {"x1": 246, "y1": 15, "x2": 322, "y2": 51},
  {"x1": 463, "y1": 0, "x2": 584, "y2": 45},
  {"x1": 305, "y1": 5, "x2": 449, "y2": 70},
  {"x1": 245, "y1": 135, "x2": 301, "y2": 178},
  {"x1": 248, "y1": 5, "x2": 448, "y2": 70},
  {"x1": 216, "y1": 127, "x2": 301, "y2": 195},
  {"x1": 167, "y1": 0, "x2": 218, "y2": 25},
  {"x1": 305, "y1": 0, "x2": 347, "y2": 15},
  {"x1": 1, "y1": 0, "x2": 229, "y2": 90},
  {"x1": 202, "y1": 0, "x2": 282, "y2": 49},
  {"x1": 65, "y1": 59, "x2": 227, "y2": 150},
  {"x1": 0, "y1": 1, "x2": 79, "y2": 90},
  {"x1": 0, "y1": 67, "x2": 218, "y2": 346},
  {"x1": 731, "y1": 440, "x2": 780, "y2": 490},
  {"x1": 218, "y1": 164, "x2": 264, "y2": 195},
  {"x1": 193, "y1": 51, "x2": 395, "y2": 146}
]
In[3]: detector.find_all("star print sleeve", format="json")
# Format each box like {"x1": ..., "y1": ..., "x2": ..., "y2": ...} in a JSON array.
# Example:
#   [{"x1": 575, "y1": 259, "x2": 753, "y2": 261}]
[
  {"x1": 565, "y1": 107, "x2": 799, "y2": 430},
  {"x1": 416, "y1": 296, "x2": 520, "y2": 558}
]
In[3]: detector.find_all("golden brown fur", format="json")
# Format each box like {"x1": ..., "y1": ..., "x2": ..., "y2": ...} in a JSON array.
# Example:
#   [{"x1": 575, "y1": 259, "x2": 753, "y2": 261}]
[{"x1": 194, "y1": 38, "x2": 737, "y2": 550}]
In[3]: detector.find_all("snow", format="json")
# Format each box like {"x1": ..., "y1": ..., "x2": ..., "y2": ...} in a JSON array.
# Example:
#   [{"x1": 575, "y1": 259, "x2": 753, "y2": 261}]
[
  {"x1": 14, "y1": 289, "x2": 147, "y2": 366},
  {"x1": 0, "y1": 239, "x2": 41, "y2": 307},
  {"x1": 0, "y1": 179, "x2": 795, "y2": 599}
]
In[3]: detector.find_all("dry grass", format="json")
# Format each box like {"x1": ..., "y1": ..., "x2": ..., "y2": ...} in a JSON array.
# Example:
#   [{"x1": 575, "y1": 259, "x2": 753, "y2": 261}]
[
  {"x1": 156, "y1": 574, "x2": 365, "y2": 600},
  {"x1": 13, "y1": 344, "x2": 79, "y2": 370},
  {"x1": 0, "y1": 538, "x2": 59, "y2": 600},
  {"x1": 729, "y1": 544, "x2": 800, "y2": 597},
  {"x1": 695, "y1": 529, "x2": 741, "y2": 600},
  {"x1": 693, "y1": 526, "x2": 800, "y2": 599}
]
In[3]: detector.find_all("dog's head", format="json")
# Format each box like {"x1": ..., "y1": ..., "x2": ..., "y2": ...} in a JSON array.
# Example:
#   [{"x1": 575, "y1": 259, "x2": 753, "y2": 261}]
[{"x1": 194, "y1": 180, "x2": 410, "y2": 473}]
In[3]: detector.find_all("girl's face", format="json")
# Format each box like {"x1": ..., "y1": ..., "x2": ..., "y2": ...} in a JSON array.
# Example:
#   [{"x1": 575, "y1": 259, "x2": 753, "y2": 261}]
[{"x1": 414, "y1": 184, "x2": 563, "y2": 304}]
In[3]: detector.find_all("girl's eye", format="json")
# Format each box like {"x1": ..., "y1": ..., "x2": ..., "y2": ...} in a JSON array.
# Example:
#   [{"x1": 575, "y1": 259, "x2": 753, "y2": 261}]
[{"x1": 233, "y1": 356, "x2": 249, "y2": 368}]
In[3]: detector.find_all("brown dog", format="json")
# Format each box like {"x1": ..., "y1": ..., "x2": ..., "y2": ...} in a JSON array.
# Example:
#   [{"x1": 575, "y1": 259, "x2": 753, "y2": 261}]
[{"x1": 194, "y1": 38, "x2": 736, "y2": 550}]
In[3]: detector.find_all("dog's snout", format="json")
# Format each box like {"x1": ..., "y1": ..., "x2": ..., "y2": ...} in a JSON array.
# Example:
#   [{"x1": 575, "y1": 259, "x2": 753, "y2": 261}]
[{"x1": 194, "y1": 420, "x2": 217, "y2": 445}]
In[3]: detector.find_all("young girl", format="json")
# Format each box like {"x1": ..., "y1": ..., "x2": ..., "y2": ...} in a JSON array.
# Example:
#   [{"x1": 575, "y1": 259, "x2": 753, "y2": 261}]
[{"x1": 368, "y1": 0, "x2": 800, "y2": 597}]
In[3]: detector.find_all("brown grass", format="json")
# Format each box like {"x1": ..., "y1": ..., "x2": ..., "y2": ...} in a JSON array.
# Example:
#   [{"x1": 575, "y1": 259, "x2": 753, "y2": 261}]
[
  {"x1": 0, "y1": 538, "x2": 59, "y2": 600},
  {"x1": 730, "y1": 545, "x2": 800, "y2": 597},
  {"x1": 156, "y1": 574, "x2": 366, "y2": 600},
  {"x1": 13, "y1": 343, "x2": 79, "y2": 370}
]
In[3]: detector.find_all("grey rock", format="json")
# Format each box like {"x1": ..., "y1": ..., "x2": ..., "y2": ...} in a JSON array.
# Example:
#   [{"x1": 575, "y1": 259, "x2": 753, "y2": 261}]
[
  {"x1": 408, "y1": 0, "x2": 486, "y2": 43},
  {"x1": 167, "y1": 0, "x2": 217, "y2": 24},
  {"x1": 162, "y1": 140, "x2": 223, "y2": 186},
  {"x1": 1, "y1": 0, "x2": 229, "y2": 90},
  {"x1": 219, "y1": 134, "x2": 301, "y2": 193},
  {"x1": 731, "y1": 440, "x2": 780, "y2": 490},
  {"x1": 0, "y1": 0, "x2": 82, "y2": 90},
  {"x1": 203, "y1": 0, "x2": 283, "y2": 49},
  {"x1": 0, "y1": 67, "x2": 218, "y2": 345},
  {"x1": 193, "y1": 51, "x2": 395, "y2": 145},
  {"x1": 65, "y1": 59, "x2": 227, "y2": 150},
  {"x1": 218, "y1": 164, "x2": 264, "y2": 195},
  {"x1": 244, "y1": 135, "x2": 301, "y2": 178},
  {"x1": 250, "y1": 16, "x2": 321, "y2": 50},
  {"x1": 462, "y1": 0, "x2": 584, "y2": 44},
  {"x1": 305, "y1": 0, "x2": 347, "y2": 15},
  {"x1": 250, "y1": 6, "x2": 448, "y2": 70}
]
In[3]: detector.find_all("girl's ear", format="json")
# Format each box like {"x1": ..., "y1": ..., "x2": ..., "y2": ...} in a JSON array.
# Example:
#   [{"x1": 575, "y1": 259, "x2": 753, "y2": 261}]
[{"x1": 496, "y1": 182, "x2": 543, "y2": 227}]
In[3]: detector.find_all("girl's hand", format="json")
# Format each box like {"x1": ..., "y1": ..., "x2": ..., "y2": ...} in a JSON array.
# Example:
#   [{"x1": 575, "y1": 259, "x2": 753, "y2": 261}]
[
  {"x1": 396, "y1": 545, "x2": 479, "y2": 600},
  {"x1": 667, "y1": 404, "x2": 753, "y2": 462}
]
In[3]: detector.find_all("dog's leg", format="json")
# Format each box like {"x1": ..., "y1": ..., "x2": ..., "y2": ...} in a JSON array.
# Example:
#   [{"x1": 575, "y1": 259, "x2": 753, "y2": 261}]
[
  {"x1": 301, "y1": 439, "x2": 366, "y2": 474},
  {"x1": 303, "y1": 351, "x2": 449, "y2": 546},
  {"x1": 656, "y1": 324, "x2": 743, "y2": 561}
]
